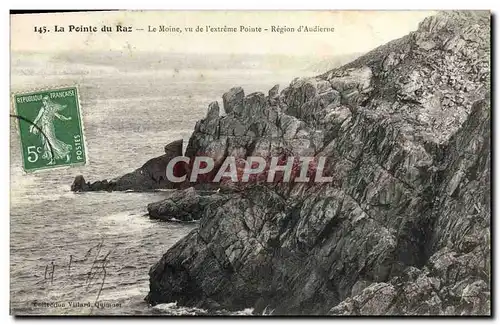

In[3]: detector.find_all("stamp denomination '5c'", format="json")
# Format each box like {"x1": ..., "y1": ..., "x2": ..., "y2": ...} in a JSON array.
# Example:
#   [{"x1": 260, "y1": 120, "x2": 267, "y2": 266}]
[{"x1": 13, "y1": 86, "x2": 87, "y2": 172}]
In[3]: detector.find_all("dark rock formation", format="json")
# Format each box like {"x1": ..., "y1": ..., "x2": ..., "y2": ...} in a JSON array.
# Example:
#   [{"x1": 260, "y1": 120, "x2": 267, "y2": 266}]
[
  {"x1": 145, "y1": 11, "x2": 490, "y2": 315},
  {"x1": 71, "y1": 175, "x2": 90, "y2": 192},
  {"x1": 329, "y1": 97, "x2": 490, "y2": 315},
  {"x1": 148, "y1": 187, "x2": 232, "y2": 222},
  {"x1": 222, "y1": 87, "x2": 245, "y2": 115},
  {"x1": 71, "y1": 139, "x2": 185, "y2": 192}
]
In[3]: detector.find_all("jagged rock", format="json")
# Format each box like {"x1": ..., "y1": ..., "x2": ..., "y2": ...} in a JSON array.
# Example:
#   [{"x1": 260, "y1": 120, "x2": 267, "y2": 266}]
[
  {"x1": 206, "y1": 101, "x2": 220, "y2": 120},
  {"x1": 89, "y1": 180, "x2": 111, "y2": 191},
  {"x1": 239, "y1": 92, "x2": 267, "y2": 117},
  {"x1": 71, "y1": 175, "x2": 90, "y2": 192},
  {"x1": 222, "y1": 87, "x2": 244, "y2": 114},
  {"x1": 184, "y1": 85, "x2": 319, "y2": 174},
  {"x1": 104, "y1": 11, "x2": 490, "y2": 316},
  {"x1": 268, "y1": 84, "x2": 280, "y2": 98},
  {"x1": 71, "y1": 175, "x2": 116, "y2": 192},
  {"x1": 268, "y1": 84, "x2": 280, "y2": 106},
  {"x1": 147, "y1": 187, "x2": 231, "y2": 222},
  {"x1": 71, "y1": 139, "x2": 185, "y2": 192},
  {"x1": 165, "y1": 139, "x2": 183, "y2": 155},
  {"x1": 330, "y1": 283, "x2": 398, "y2": 315},
  {"x1": 382, "y1": 52, "x2": 399, "y2": 71}
]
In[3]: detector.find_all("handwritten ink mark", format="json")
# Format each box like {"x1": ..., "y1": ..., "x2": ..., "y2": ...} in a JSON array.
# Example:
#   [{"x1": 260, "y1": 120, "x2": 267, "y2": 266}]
[{"x1": 37, "y1": 239, "x2": 115, "y2": 308}]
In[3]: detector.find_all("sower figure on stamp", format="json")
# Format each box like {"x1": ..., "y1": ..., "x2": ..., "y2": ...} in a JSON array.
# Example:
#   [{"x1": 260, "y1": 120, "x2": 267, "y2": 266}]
[{"x1": 29, "y1": 95, "x2": 73, "y2": 165}]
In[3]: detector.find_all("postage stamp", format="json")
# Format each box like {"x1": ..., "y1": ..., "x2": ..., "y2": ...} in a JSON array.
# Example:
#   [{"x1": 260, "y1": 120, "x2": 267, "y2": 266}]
[{"x1": 13, "y1": 86, "x2": 87, "y2": 172}]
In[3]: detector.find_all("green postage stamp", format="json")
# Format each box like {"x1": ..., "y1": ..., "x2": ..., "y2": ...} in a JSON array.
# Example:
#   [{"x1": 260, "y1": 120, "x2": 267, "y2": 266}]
[{"x1": 13, "y1": 86, "x2": 87, "y2": 172}]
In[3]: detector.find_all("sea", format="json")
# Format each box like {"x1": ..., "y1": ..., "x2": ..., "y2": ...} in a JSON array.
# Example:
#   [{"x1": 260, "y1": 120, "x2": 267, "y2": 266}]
[{"x1": 9, "y1": 51, "x2": 317, "y2": 315}]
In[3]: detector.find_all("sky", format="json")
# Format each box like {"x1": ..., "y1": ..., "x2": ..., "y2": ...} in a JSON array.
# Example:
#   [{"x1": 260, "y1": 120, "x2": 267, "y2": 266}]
[{"x1": 11, "y1": 11, "x2": 436, "y2": 56}]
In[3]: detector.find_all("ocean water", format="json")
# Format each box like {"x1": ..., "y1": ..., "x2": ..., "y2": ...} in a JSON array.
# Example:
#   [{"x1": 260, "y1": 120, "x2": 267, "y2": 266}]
[{"x1": 10, "y1": 52, "x2": 311, "y2": 315}]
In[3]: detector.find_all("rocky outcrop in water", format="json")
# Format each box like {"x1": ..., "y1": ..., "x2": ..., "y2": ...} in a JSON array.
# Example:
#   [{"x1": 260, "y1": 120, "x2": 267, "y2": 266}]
[
  {"x1": 145, "y1": 11, "x2": 491, "y2": 315},
  {"x1": 147, "y1": 187, "x2": 232, "y2": 222},
  {"x1": 71, "y1": 139, "x2": 186, "y2": 192}
]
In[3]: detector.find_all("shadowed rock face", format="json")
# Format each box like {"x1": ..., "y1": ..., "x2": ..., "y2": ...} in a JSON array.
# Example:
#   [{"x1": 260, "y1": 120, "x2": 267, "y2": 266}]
[
  {"x1": 329, "y1": 97, "x2": 490, "y2": 315},
  {"x1": 71, "y1": 139, "x2": 185, "y2": 192},
  {"x1": 146, "y1": 11, "x2": 490, "y2": 315}
]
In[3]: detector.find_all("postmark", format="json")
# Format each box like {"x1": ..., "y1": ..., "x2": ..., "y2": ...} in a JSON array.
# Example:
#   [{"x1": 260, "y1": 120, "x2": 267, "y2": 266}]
[{"x1": 13, "y1": 86, "x2": 87, "y2": 172}]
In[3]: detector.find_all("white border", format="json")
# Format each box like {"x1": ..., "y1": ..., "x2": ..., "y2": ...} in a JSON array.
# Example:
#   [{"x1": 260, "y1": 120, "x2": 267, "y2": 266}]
[
  {"x1": 2, "y1": 2, "x2": 498, "y2": 325},
  {"x1": 4, "y1": 1, "x2": 499, "y2": 10}
]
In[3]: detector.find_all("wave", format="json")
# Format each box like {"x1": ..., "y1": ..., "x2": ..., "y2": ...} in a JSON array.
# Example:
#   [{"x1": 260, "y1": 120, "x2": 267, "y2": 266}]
[{"x1": 152, "y1": 302, "x2": 254, "y2": 316}]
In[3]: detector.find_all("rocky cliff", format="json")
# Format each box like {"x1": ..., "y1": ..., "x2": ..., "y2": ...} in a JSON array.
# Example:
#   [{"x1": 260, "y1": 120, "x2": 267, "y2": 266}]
[{"x1": 144, "y1": 11, "x2": 490, "y2": 315}]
